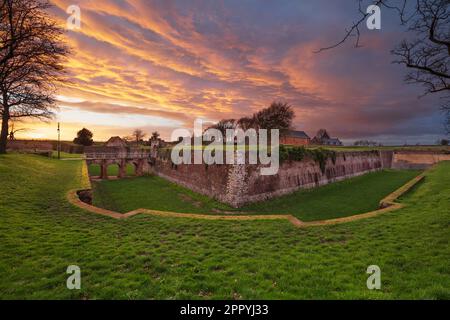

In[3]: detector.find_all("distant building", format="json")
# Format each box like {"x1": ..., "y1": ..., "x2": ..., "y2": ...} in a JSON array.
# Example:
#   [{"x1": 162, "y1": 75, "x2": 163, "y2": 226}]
[
  {"x1": 105, "y1": 136, "x2": 127, "y2": 148},
  {"x1": 311, "y1": 129, "x2": 343, "y2": 146},
  {"x1": 280, "y1": 130, "x2": 311, "y2": 146}
]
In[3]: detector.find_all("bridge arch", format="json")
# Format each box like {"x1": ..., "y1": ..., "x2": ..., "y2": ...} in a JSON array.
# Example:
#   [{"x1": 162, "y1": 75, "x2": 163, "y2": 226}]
[{"x1": 85, "y1": 148, "x2": 150, "y2": 180}]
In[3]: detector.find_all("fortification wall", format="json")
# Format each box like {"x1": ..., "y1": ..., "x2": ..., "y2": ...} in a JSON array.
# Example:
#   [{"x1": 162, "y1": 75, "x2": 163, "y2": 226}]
[
  {"x1": 152, "y1": 150, "x2": 384, "y2": 207},
  {"x1": 148, "y1": 148, "x2": 449, "y2": 207},
  {"x1": 229, "y1": 151, "x2": 383, "y2": 207},
  {"x1": 391, "y1": 151, "x2": 450, "y2": 169},
  {"x1": 152, "y1": 154, "x2": 232, "y2": 204},
  {"x1": 7, "y1": 140, "x2": 53, "y2": 152}
]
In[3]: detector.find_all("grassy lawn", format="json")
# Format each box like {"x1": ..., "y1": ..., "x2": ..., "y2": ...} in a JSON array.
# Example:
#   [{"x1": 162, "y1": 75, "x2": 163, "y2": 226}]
[
  {"x1": 0, "y1": 154, "x2": 448, "y2": 299},
  {"x1": 93, "y1": 175, "x2": 232, "y2": 214},
  {"x1": 240, "y1": 170, "x2": 421, "y2": 221},
  {"x1": 92, "y1": 170, "x2": 421, "y2": 221},
  {"x1": 51, "y1": 151, "x2": 84, "y2": 159},
  {"x1": 88, "y1": 163, "x2": 136, "y2": 177}
]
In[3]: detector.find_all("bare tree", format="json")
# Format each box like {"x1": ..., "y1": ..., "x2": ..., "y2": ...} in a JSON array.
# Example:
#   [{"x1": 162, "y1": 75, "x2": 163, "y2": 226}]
[
  {"x1": 237, "y1": 116, "x2": 257, "y2": 131},
  {"x1": 132, "y1": 129, "x2": 146, "y2": 145},
  {"x1": 318, "y1": 0, "x2": 449, "y2": 132},
  {"x1": 214, "y1": 119, "x2": 237, "y2": 135},
  {"x1": 206, "y1": 119, "x2": 237, "y2": 142},
  {"x1": 0, "y1": 0, "x2": 69, "y2": 153}
]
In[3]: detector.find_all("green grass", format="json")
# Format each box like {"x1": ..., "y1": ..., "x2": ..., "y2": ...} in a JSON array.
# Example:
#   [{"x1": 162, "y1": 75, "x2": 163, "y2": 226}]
[
  {"x1": 92, "y1": 170, "x2": 421, "y2": 221},
  {"x1": 240, "y1": 170, "x2": 421, "y2": 221},
  {"x1": 88, "y1": 163, "x2": 136, "y2": 177},
  {"x1": 93, "y1": 175, "x2": 232, "y2": 214},
  {"x1": 51, "y1": 151, "x2": 84, "y2": 159},
  {"x1": 0, "y1": 154, "x2": 449, "y2": 299}
]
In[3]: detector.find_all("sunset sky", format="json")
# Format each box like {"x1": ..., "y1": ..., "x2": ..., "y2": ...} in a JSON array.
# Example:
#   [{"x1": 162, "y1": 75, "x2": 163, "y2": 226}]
[{"x1": 17, "y1": 0, "x2": 447, "y2": 145}]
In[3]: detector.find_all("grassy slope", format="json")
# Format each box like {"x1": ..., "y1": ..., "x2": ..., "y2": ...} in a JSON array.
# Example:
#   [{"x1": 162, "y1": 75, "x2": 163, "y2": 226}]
[
  {"x1": 51, "y1": 151, "x2": 84, "y2": 159},
  {"x1": 92, "y1": 170, "x2": 420, "y2": 221},
  {"x1": 93, "y1": 176, "x2": 233, "y2": 214},
  {"x1": 240, "y1": 170, "x2": 421, "y2": 221},
  {"x1": 0, "y1": 154, "x2": 448, "y2": 299}
]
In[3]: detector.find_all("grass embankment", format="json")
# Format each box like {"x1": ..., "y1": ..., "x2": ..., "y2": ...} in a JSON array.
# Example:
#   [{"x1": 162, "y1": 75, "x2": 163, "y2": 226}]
[
  {"x1": 93, "y1": 176, "x2": 232, "y2": 215},
  {"x1": 51, "y1": 151, "x2": 84, "y2": 159},
  {"x1": 240, "y1": 170, "x2": 421, "y2": 221},
  {"x1": 88, "y1": 163, "x2": 136, "y2": 177},
  {"x1": 0, "y1": 154, "x2": 448, "y2": 299},
  {"x1": 92, "y1": 170, "x2": 421, "y2": 221}
]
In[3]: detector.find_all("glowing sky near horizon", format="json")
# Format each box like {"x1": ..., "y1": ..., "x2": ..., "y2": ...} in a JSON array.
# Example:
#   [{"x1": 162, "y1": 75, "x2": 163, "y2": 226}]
[{"x1": 17, "y1": 0, "x2": 447, "y2": 145}]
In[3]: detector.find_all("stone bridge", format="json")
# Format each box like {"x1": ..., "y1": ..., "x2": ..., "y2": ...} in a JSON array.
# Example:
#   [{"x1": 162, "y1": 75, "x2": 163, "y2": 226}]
[{"x1": 85, "y1": 147, "x2": 151, "y2": 179}]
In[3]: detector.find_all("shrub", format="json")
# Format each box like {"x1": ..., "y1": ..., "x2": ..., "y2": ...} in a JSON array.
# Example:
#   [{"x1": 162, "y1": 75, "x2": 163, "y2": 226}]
[{"x1": 280, "y1": 146, "x2": 336, "y2": 174}]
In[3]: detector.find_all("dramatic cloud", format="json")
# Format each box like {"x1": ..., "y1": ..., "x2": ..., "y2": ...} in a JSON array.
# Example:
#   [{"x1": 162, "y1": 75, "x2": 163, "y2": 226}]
[{"x1": 18, "y1": 0, "x2": 447, "y2": 144}]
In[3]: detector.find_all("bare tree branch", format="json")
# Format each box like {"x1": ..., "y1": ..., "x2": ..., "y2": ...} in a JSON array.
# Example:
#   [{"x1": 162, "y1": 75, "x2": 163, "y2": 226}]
[
  {"x1": 317, "y1": 0, "x2": 449, "y2": 132},
  {"x1": 0, "y1": 0, "x2": 69, "y2": 153}
]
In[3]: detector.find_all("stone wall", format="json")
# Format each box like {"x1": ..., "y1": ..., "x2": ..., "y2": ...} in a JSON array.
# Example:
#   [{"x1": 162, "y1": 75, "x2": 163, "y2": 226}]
[
  {"x1": 391, "y1": 150, "x2": 450, "y2": 169},
  {"x1": 230, "y1": 151, "x2": 383, "y2": 207},
  {"x1": 152, "y1": 153, "x2": 231, "y2": 203},
  {"x1": 7, "y1": 140, "x2": 53, "y2": 152},
  {"x1": 52, "y1": 142, "x2": 84, "y2": 154},
  {"x1": 150, "y1": 148, "x2": 449, "y2": 207},
  {"x1": 152, "y1": 150, "x2": 384, "y2": 207}
]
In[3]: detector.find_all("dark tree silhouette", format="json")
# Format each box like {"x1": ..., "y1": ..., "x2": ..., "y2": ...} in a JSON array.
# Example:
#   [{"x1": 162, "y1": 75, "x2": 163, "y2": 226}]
[
  {"x1": 318, "y1": 0, "x2": 449, "y2": 133},
  {"x1": 0, "y1": 0, "x2": 69, "y2": 153},
  {"x1": 253, "y1": 101, "x2": 295, "y2": 135},
  {"x1": 213, "y1": 119, "x2": 237, "y2": 135},
  {"x1": 237, "y1": 116, "x2": 257, "y2": 131},
  {"x1": 73, "y1": 128, "x2": 94, "y2": 146},
  {"x1": 151, "y1": 131, "x2": 160, "y2": 141},
  {"x1": 206, "y1": 119, "x2": 237, "y2": 142}
]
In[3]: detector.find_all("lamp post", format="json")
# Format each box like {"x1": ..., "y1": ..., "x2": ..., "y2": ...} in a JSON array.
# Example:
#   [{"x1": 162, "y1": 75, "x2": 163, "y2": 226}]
[{"x1": 57, "y1": 122, "x2": 61, "y2": 160}]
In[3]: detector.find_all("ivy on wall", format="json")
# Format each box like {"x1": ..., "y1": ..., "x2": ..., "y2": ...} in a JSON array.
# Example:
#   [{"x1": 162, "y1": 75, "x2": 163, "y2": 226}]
[{"x1": 280, "y1": 145, "x2": 337, "y2": 174}]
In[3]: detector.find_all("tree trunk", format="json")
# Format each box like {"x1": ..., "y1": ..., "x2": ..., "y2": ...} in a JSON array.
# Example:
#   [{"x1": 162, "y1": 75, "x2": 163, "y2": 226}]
[{"x1": 0, "y1": 108, "x2": 9, "y2": 154}]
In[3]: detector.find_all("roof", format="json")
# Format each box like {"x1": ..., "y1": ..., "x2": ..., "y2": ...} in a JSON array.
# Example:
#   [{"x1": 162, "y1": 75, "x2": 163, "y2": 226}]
[
  {"x1": 315, "y1": 129, "x2": 331, "y2": 140},
  {"x1": 323, "y1": 138, "x2": 342, "y2": 145},
  {"x1": 107, "y1": 136, "x2": 124, "y2": 142},
  {"x1": 105, "y1": 136, "x2": 127, "y2": 147},
  {"x1": 285, "y1": 130, "x2": 310, "y2": 139}
]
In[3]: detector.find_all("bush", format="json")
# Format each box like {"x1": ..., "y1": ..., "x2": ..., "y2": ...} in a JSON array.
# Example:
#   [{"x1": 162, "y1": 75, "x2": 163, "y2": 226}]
[{"x1": 280, "y1": 146, "x2": 336, "y2": 174}]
